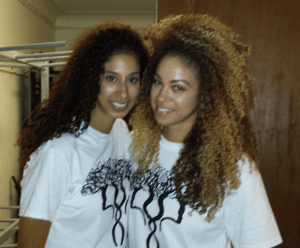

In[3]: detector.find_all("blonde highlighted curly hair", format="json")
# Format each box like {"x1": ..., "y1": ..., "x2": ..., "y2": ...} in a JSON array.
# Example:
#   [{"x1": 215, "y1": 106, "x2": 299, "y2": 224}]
[{"x1": 129, "y1": 14, "x2": 259, "y2": 222}]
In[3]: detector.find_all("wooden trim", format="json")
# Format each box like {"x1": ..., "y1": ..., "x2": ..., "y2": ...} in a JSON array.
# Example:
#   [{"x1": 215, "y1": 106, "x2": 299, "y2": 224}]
[{"x1": 186, "y1": 0, "x2": 197, "y2": 15}]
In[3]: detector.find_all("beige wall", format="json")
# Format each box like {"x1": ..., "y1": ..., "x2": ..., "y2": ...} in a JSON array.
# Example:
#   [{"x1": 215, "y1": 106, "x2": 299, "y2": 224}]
[
  {"x1": 55, "y1": 12, "x2": 155, "y2": 51},
  {"x1": 0, "y1": 0, "x2": 61, "y2": 244}
]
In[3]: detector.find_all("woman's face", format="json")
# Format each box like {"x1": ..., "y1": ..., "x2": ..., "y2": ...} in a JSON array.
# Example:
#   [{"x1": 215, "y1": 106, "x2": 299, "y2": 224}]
[
  {"x1": 151, "y1": 55, "x2": 199, "y2": 132},
  {"x1": 91, "y1": 53, "x2": 140, "y2": 124}
]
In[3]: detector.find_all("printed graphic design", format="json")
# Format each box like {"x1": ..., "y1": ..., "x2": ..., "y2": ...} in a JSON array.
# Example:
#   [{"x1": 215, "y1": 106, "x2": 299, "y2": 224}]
[
  {"x1": 81, "y1": 158, "x2": 131, "y2": 247},
  {"x1": 130, "y1": 167, "x2": 187, "y2": 248}
]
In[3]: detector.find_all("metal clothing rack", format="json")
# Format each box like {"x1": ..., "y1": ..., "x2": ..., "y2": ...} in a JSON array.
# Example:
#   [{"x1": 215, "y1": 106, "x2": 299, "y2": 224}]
[
  {"x1": 0, "y1": 206, "x2": 20, "y2": 247},
  {"x1": 0, "y1": 41, "x2": 71, "y2": 247},
  {"x1": 0, "y1": 41, "x2": 71, "y2": 102}
]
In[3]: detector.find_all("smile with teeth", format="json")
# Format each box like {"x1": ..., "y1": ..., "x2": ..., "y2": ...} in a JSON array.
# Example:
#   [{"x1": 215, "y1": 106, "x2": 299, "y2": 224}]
[
  {"x1": 158, "y1": 107, "x2": 173, "y2": 112},
  {"x1": 112, "y1": 102, "x2": 128, "y2": 107}
]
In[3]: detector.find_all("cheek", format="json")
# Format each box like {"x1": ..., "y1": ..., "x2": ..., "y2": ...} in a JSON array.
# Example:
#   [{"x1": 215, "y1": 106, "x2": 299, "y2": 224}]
[
  {"x1": 150, "y1": 88, "x2": 157, "y2": 107},
  {"x1": 100, "y1": 83, "x2": 116, "y2": 96},
  {"x1": 128, "y1": 84, "x2": 140, "y2": 99},
  {"x1": 189, "y1": 95, "x2": 199, "y2": 111},
  {"x1": 178, "y1": 94, "x2": 198, "y2": 111}
]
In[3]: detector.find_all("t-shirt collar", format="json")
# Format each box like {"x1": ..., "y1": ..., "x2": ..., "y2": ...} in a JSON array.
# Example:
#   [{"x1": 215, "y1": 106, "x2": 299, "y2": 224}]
[
  {"x1": 87, "y1": 125, "x2": 109, "y2": 139},
  {"x1": 160, "y1": 134, "x2": 183, "y2": 151}
]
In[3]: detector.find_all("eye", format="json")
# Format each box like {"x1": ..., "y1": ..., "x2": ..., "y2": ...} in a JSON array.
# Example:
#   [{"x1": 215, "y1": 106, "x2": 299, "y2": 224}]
[
  {"x1": 128, "y1": 77, "x2": 140, "y2": 84},
  {"x1": 153, "y1": 79, "x2": 161, "y2": 85},
  {"x1": 106, "y1": 76, "x2": 117, "y2": 82},
  {"x1": 173, "y1": 85, "x2": 185, "y2": 92}
]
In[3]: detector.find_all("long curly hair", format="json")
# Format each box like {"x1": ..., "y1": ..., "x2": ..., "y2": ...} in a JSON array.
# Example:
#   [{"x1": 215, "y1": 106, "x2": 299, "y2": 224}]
[
  {"x1": 129, "y1": 14, "x2": 259, "y2": 221},
  {"x1": 17, "y1": 21, "x2": 148, "y2": 175}
]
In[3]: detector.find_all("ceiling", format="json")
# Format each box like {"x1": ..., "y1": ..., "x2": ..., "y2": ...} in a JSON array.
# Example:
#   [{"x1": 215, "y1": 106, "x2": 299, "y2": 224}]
[{"x1": 52, "y1": 0, "x2": 156, "y2": 12}]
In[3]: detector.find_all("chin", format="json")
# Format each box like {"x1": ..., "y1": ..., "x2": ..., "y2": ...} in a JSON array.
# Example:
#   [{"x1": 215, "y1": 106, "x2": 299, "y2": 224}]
[
  {"x1": 154, "y1": 118, "x2": 173, "y2": 127},
  {"x1": 112, "y1": 111, "x2": 132, "y2": 119},
  {"x1": 108, "y1": 108, "x2": 132, "y2": 119}
]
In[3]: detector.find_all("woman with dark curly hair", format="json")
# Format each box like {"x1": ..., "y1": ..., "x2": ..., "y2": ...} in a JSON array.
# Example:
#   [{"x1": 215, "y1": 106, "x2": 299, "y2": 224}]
[
  {"x1": 127, "y1": 14, "x2": 282, "y2": 248},
  {"x1": 17, "y1": 21, "x2": 148, "y2": 248}
]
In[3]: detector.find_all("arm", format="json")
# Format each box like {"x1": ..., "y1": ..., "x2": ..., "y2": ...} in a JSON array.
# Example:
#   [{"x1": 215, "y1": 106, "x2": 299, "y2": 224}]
[
  {"x1": 18, "y1": 145, "x2": 71, "y2": 247},
  {"x1": 17, "y1": 217, "x2": 51, "y2": 248}
]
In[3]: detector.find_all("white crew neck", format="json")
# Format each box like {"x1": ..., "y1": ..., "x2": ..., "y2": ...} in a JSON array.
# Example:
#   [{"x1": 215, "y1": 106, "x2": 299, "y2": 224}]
[
  {"x1": 161, "y1": 134, "x2": 183, "y2": 150},
  {"x1": 87, "y1": 125, "x2": 109, "y2": 139}
]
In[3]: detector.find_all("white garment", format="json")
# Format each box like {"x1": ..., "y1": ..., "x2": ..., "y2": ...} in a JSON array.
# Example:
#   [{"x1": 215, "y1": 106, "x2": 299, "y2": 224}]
[
  {"x1": 127, "y1": 135, "x2": 283, "y2": 248},
  {"x1": 20, "y1": 119, "x2": 130, "y2": 248}
]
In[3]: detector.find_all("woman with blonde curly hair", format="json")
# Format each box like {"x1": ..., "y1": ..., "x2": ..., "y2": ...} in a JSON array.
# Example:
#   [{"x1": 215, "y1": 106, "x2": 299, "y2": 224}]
[
  {"x1": 17, "y1": 22, "x2": 148, "y2": 248},
  {"x1": 127, "y1": 14, "x2": 282, "y2": 248}
]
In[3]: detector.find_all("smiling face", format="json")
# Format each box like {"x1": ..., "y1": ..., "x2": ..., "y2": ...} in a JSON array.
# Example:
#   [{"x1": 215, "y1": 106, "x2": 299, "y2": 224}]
[
  {"x1": 150, "y1": 55, "x2": 199, "y2": 141},
  {"x1": 90, "y1": 52, "x2": 140, "y2": 133}
]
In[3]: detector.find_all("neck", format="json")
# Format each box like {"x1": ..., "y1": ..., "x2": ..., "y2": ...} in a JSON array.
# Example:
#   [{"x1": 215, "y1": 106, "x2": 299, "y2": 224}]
[
  {"x1": 162, "y1": 125, "x2": 191, "y2": 143},
  {"x1": 89, "y1": 109, "x2": 115, "y2": 134}
]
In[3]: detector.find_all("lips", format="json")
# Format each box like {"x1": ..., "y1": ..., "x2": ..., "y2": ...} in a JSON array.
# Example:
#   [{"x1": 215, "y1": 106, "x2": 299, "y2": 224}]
[
  {"x1": 109, "y1": 101, "x2": 129, "y2": 112},
  {"x1": 112, "y1": 102, "x2": 128, "y2": 108},
  {"x1": 158, "y1": 107, "x2": 173, "y2": 112},
  {"x1": 155, "y1": 105, "x2": 175, "y2": 114}
]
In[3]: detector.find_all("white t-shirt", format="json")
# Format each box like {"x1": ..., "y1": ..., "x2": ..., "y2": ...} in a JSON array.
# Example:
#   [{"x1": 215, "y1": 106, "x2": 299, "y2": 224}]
[
  {"x1": 127, "y1": 135, "x2": 283, "y2": 248},
  {"x1": 19, "y1": 119, "x2": 131, "y2": 248}
]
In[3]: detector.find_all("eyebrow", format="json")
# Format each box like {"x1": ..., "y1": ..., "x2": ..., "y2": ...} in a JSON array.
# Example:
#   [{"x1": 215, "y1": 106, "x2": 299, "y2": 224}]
[
  {"x1": 105, "y1": 71, "x2": 140, "y2": 75},
  {"x1": 154, "y1": 73, "x2": 191, "y2": 86}
]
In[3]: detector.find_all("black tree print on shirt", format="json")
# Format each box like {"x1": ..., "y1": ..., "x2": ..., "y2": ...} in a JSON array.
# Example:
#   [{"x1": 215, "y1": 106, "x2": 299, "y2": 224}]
[
  {"x1": 81, "y1": 158, "x2": 131, "y2": 247},
  {"x1": 130, "y1": 167, "x2": 187, "y2": 248}
]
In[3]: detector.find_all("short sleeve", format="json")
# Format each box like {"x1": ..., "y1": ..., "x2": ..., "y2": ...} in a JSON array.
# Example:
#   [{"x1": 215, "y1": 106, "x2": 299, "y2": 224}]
[
  {"x1": 19, "y1": 144, "x2": 71, "y2": 222},
  {"x1": 224, "y1": 158, "x2": 282, "y2": 248}
]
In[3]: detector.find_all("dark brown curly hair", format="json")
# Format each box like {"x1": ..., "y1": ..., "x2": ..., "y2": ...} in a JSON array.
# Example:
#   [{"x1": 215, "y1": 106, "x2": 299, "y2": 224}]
[
  {"x1": 17, "y1": 21, "x2": 148, "y2": 176},
  {"x1": 129, "y1": 14, "x2": 259, "y2": 221}
]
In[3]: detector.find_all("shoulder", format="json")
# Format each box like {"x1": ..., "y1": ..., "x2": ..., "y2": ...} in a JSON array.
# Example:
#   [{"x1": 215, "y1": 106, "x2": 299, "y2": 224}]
[
  {"x1": 126, "y1": 131, "x2": 133, "y2": 142},
  {"x1": 113, "y1": 118, "x2": 130, "y2": 134},
  {"x1": 109, "y1": 119, "x2": 131, "y2": 159},
  {"x1": 28, "y1": 132, "x2": 78, "y2": 167},
  {"x1": 224, "y1": 153, "x2": 265, "y2": 205},
  {"x1": 50, "y1": 132, "x2": 76, "y2": 147},
  {"x1": 223, "y1": 154, "x2": 262, "y2": 203},
  {"x1": 237, "y1": 153, "x2": 260, "y2": 185},
  {"x1": 115, "y1": 118, "x2": 128, "y2": 127},
  {"x1": 109, "y1": 118, "x2": 130, "y2": 145},
  {"x1": 44, "y1": 133, "x2": 77, "y2": 155},
  {"x1": 22, "y1": 134, "x2": 75, "y2": 190},
  {"x1": 109, "y1": 119, "x2": 130, "y2": 142},
  {"x1": 124, "y1": 130, "x2": 135, "y2": 150}
]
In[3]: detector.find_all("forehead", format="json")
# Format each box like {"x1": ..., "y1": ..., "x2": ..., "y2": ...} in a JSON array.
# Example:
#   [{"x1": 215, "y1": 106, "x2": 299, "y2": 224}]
[
  {"x1": 104, "y1": 53, "x2": 140, "y2": 71},
  {"x1": 156, "y1": 55, "x2": 199, "y2": 82},
  {"x1": 158, "y1": 55, "x2": 194, "y2": 70}
]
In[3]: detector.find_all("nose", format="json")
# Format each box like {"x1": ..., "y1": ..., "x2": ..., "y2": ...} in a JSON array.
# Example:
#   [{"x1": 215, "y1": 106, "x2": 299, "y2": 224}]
[
  {"x1": 157, "y1": 86, "x2": 169, "y2": 103},
  {"x1": 117, "y1": 81, "x2": 128, "y2": 99}
]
